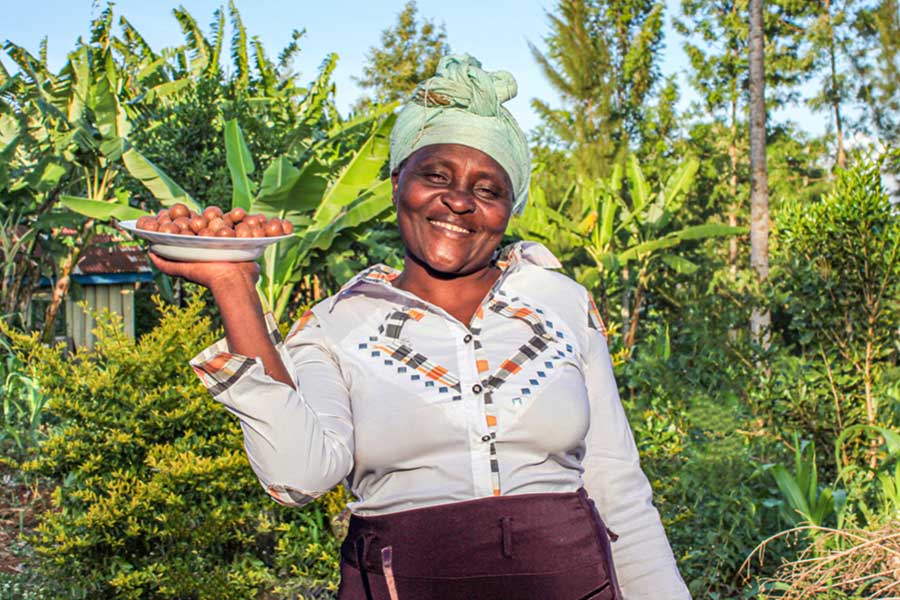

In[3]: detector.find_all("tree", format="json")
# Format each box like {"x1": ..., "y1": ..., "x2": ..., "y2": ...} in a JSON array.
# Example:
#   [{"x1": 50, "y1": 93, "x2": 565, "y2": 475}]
[
  {"x1": 676, "y1": 0, "x2": 817, "y2": 268},
  {"x1": 804, "y1": 0, "x2": 867, "y2": 169},
  {"x1": 748, "y1": 0, "x2": 770, "y2": 348},
  {"x1": 354, "y1": 1, "x2": 449, "y2": 108},
  {"x1": 529, "y1": 0, "x2": 665, "y2": 191},
  {"x1": 851, "y1": 0, "x2": 900, "y2": 141},
  {"x1": 676, "y1": 0, "x2": 749, "y2": 267},
  {"x1": 510, "y1": 155, "x2": 744, "y2": 351}
]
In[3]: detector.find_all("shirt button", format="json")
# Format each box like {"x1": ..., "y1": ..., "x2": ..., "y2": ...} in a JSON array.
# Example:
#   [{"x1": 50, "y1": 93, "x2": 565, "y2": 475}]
[
  {"x1": 481, "y1": 434, "x2": 492, "y2": 443},
  {"x1": 472, "y1": 384, "x2": 483, "y2": 394},
  {"x1": 463, "y1": 334, "x2": 473, "y2": 343}
]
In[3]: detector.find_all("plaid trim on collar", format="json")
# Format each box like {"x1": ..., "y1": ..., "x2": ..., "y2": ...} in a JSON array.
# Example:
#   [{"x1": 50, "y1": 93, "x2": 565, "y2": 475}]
[
  {"x1": 494, "y1": 240, "x2": 562, "y2": 270},
  {"x1": 328, "y1": 241, "x2": 561, "y2": 311},
  {"x1": 328, "y1": 264, "x2": 401, "y2": 311}
]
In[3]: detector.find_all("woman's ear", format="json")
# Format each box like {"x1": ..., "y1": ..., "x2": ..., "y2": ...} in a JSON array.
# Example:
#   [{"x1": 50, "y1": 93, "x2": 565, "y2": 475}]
[{"x1": 391, "y1": 171, "x2": 400, "y2": 207}]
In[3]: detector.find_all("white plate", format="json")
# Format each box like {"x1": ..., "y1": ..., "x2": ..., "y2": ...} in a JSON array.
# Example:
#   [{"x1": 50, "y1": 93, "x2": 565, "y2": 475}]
[{"x1": 119, "y1": 219, "x2": 293, "y2": 262}]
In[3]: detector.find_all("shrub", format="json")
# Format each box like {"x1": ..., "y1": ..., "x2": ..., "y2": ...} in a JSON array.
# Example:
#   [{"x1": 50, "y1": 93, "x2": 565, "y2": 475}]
[
  {"x1": 773, "y1": 153, "x2": 900, "y2": 469},
  {"x1": 10, "y1": 297, "x2": 348, "y2": 599}
]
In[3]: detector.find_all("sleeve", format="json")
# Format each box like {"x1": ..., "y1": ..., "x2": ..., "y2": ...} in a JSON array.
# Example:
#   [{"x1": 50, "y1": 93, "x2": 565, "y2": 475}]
[
  {"x1": 582, "y1": 297, "x2": 691, "y2": 599},
  {"x1": 189, "y1": 310, "x2": 354, "y2": 507}
]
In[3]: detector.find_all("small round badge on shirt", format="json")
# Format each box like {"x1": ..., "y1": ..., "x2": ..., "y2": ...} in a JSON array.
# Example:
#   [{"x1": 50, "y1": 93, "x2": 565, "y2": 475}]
[
  {"x1": 472, "y1": 384, "x2": 483, "y2": 394},
  {"x1": 481, "y1": 434, "x2": 492, "y2": 442}
]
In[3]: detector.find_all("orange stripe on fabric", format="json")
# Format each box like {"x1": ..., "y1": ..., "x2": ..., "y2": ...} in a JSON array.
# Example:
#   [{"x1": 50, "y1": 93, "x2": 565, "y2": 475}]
[
  {"x1": 493, "y1": 488, "x2": 501, "y2": 496},
  {"x1": 475, "y1": 306, "x2": 484, "y2": 319},
  {"x1": 477, "y1": 359, "x2": 490, "y2": 373},
  {"x1": 407, "y1": 309, "x2": 425, "y2": 321},
  {"x1": 486, "y1": 415, "x2": 497, "y2": 426},
  {"x1": 369, "y1": 272, "x2": 395, "y2": 281},
  {"x1": 425, "y1": 365, "x2": 447, "y2": 380},
  {"x1": 267, "y1": 487, "x2": 290, "y2": 505},
  {"x1": 287, "y1": 310, "x2": 314, "y2": 340},
  {"x1": 513, "y1": 308, "x2": 532, "y2": 319},
  {"x1": 203, "y1": 353, "x2": 233, "y2": 373},
  {"x1": 500, "y1": 360, "x2": 521, "y2": 374}
]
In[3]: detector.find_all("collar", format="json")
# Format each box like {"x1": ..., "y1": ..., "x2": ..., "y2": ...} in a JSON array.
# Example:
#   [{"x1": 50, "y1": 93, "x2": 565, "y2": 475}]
[{"x1": 327, "y1": 241, "x2": 561, "y2": 312}]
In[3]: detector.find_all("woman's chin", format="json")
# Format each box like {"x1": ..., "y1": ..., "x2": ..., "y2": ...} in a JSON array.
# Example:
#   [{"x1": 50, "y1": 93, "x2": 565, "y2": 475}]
[{"x1": 418, "y1": 249, "x2": 477, "y2": 276}]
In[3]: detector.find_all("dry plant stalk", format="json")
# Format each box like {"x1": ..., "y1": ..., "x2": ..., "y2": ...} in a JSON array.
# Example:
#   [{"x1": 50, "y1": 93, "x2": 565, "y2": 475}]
[{"x1": 742, "y1": 523, "x2": 900, "y2": 599}]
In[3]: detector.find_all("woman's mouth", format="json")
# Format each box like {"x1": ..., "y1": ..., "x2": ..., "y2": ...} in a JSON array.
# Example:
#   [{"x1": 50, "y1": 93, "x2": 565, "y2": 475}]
[{"x1": 428, "y1": 218, "x2": 472, "y2": 234}]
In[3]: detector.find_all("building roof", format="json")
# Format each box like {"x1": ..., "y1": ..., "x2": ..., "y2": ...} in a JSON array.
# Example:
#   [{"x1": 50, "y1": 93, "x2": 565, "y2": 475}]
[{"x1": 73, "y1": 234, "x2": 151, "y2": 276}]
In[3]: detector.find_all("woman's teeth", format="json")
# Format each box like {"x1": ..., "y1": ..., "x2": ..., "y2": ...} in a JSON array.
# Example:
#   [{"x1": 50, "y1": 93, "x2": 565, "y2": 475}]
[{"x1": 429, "y1": 219, "x2": 470, "y2": 234}]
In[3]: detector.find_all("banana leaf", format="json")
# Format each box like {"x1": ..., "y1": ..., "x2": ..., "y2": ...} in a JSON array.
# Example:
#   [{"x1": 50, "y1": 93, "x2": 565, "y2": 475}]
[
  {"x1": 60, "y1": 195, "x2": 148, "y2": 220},
  {"x1": 122, "y1": 148, "x2": 199, "y2": 211},
  {"x1": 313, "y1": 114, "x2": 395, "y2": 226},
  {"x1": 627, "y1": 154, "x2": 650, "y2": 214},
  {"x1": 253, "y1": 156, "x2": 325, "y2": 219},
  {"x1": 224, "y1": 119, "x2": 255, "y2": 210}
]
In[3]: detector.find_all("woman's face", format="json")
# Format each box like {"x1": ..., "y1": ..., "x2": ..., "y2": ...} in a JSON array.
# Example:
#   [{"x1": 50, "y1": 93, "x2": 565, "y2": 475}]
[{"x1": 392, "y1": 143, "x2": 514, "y2": 276}]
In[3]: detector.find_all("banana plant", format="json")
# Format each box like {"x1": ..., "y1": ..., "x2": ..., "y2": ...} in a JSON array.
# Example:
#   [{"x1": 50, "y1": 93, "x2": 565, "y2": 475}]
[
  {"x1": 2, "y1": 26, "x2": 155, "y2": 341},
  {"x1": 513, "y1": 154, "x2": 744, "y2": 350},
  {"x1": 233, "y1": 114, "x2": 398, "y2": 321},
  {"x1": 767, "y1": 437, "x2": 846, "y2": 529},
  {"x1": 98, "y1": 108, "x2": 395, "y2": 323}
]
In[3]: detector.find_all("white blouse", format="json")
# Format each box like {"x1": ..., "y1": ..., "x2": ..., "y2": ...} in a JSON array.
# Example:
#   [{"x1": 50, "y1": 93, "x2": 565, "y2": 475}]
[{"x1": 190, "y1": 241, "x2": 690, "y2": 599}]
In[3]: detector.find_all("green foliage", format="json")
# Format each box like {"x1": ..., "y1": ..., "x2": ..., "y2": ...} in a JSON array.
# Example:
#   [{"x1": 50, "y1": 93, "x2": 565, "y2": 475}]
[
  {"x1": 529, "y1": 0, "x2": 665, "y2": 190},
  {"x1": 852, "y1": 0, "x2": 900, "y2": 140},
  {"x1": 774, "y1": 153, "x2": 900, "y2": 454},
  {"x1": 354, "y1": 0, "x2": 450, "y2": 108},
  {"x1": 618, "y1": 287, "x2": 776, "y2": 598},
  {"x1": 9, "y1": 298, "x2": 346, "y2": 598},
  {"x1": 0, "y1": 328, "x2": 48, "y2": 466},
  {"x1": 512, "y1": 153, "x2": 743, "y2": 350},
  {"x1": 767, "y1": 438, "x2": 846, "y2": 528}
]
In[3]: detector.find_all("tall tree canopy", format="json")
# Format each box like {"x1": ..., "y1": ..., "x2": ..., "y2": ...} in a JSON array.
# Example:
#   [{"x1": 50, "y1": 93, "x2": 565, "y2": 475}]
[
  {"x1": 852, "y1": 0, "x2": 900, "y2": 140},
  {"x1": 354, "y1": 0, "x2": 450, "y2": 108},
  {"x1": 529, "y1": 0, "x2": 665, "y2": 184}
]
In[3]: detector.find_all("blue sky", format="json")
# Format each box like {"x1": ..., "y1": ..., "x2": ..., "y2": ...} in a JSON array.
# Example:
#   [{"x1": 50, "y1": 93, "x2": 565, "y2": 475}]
[{"x1": 1, "y1": 0, "x2": 825, "y2": 136}]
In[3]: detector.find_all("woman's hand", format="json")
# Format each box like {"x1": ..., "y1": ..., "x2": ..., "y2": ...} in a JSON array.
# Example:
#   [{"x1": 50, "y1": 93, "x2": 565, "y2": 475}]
[{"x1": 148, "y1": 252, "x2": 259, "y2": 296}]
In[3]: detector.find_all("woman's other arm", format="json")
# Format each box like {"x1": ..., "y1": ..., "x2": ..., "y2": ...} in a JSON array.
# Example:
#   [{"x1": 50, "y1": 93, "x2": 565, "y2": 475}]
[{"x1": 581, "y1": 307, "x2": 691, "y2": 599}]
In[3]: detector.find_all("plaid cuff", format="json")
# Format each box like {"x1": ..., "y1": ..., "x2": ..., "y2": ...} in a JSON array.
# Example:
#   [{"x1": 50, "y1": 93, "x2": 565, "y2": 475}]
[
  {"x1": 190, "y1": 312, "x2": 283, "y2": 396},
  {"x1": 265, "y1": 484, "x2": 324, "y2": 507}
]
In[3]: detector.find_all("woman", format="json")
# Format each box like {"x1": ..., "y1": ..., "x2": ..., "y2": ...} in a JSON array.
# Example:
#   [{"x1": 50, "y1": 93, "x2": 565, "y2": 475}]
[{"x1": 151, "y1": 55, "x2": 690, "y2": 600}]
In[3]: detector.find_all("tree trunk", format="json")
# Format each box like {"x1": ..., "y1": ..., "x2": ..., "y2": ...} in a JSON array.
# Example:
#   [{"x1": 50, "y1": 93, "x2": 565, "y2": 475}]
[
  {"x1": 729, "y1": 97, "x2": 740, "y2": 270},
  {"x1": 623, "y1": 278, "x2": 645, "y2": 351},
  {"x1": 41, "y1": 219, "x2": 95, "y2": 344},
  {"x1": 749, "y1": 0, "x2": 771, "y2": 349},
  {"x1": 729, "y1": 1, "x2": 741, "y2": 270},
  {"x1": 826, "y1": 0, "x2": 847, "y2": 169}
]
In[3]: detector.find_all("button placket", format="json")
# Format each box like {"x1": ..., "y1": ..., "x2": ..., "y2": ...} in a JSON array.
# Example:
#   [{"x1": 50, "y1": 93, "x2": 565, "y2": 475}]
[{"x1": 468, "y1": 310, "x2": 502, "y2": 496}]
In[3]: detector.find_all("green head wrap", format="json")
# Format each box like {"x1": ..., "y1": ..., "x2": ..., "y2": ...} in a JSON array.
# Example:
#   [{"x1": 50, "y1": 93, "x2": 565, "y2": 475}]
[{"x1": 389, "y1": 54, "x2": 531, "y2": 214}]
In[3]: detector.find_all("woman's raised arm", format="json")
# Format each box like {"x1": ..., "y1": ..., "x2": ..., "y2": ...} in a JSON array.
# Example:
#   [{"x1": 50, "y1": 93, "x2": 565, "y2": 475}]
[{"x1": 148, "y1": 252, "x2": 294, "y2": 388}]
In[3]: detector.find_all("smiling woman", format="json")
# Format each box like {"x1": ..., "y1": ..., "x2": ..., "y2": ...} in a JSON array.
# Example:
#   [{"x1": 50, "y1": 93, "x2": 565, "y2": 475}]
[
  {"x1": 391, "y1": 143, "x2": 514, "y2": 324},
  {"x1": 151, "y1": 55, "x2": 691, "y2": 600}
]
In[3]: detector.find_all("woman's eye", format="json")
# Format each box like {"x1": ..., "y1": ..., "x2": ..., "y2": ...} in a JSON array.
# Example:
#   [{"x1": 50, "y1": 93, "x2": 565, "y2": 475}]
[
  {"x1": 476, "y1": 187, "x2": 500, "y2": 199},
  {"x1": 425, "y1": 172, "x2": 448, "y2": 183}
]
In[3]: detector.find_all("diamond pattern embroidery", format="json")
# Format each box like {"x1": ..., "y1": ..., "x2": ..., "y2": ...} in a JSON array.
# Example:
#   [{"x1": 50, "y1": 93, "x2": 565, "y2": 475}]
[{"x1": 359, "y1": 308, "x2": 462, "y2": 395}]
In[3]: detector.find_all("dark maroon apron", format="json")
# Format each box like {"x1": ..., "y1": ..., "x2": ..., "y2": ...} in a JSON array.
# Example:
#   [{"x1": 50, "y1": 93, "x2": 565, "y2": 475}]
[{"x1": 338, "y1": 488, "x2": 621, "y2": 600}]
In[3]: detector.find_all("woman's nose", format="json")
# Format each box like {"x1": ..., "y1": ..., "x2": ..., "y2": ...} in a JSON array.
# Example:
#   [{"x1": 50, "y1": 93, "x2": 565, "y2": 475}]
[{"x1": 440, "y1": 187, "x2": 476, "y2": 213}]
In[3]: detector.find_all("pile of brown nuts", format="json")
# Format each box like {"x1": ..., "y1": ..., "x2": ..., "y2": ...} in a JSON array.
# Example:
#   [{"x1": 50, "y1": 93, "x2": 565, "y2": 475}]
[{"x1": 135, "y1": 204, "x2": 294, "y2": 238}]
